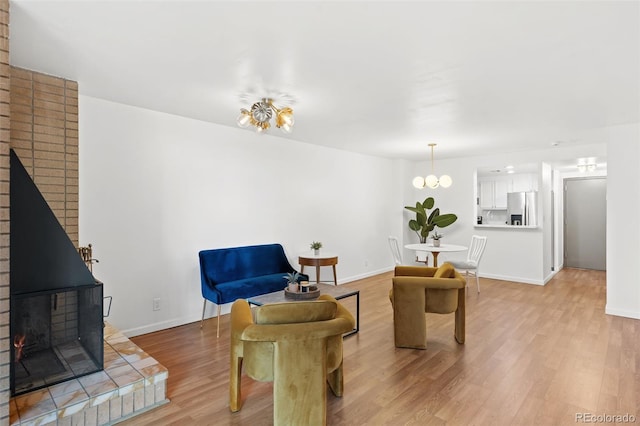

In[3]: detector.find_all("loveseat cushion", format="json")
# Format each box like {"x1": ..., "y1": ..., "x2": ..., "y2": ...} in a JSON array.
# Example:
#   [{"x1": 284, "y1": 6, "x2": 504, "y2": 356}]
[
  {"x1": 200, "y1": 244, "x2": 293, "y2": 284},
  {"x1": 215, "y1": 273, "x2": 290, "y2": 304}
]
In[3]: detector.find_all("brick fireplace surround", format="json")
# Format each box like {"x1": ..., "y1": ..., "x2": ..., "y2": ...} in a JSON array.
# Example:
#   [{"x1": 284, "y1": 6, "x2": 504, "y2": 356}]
[
  {"x1": 1, "y1": 1, "x2": 12, "y2": 423},
  {"x1": 0, "y1": 2, "x2": 168, "y2": 424}
]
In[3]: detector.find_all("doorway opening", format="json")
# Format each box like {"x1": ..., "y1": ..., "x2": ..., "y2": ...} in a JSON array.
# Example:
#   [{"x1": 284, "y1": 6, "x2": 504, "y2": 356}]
[{"x1": 563, "y1": 177, "x2": 606, "y2": 270}]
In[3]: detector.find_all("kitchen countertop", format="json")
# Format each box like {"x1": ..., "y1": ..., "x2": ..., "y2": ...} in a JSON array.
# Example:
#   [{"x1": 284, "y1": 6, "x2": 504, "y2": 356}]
[{"x1": 475, "y1": 224, "x2": 538, "y2": 229}]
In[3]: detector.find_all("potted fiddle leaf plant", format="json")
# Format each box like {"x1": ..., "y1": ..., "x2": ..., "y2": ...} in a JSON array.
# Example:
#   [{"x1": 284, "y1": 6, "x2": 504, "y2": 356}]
[{"x1": 404, "y1": 196, "x2": 457, "y2": 243}]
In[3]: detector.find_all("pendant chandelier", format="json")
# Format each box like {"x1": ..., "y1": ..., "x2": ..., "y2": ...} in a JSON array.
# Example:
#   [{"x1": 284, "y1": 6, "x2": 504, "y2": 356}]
[
  {"x1": 237, "y1": 98, "x2": 294, "y2": 134},
  {"x1": 412, "y1": 143, "x2": 452, "y2": 189}
]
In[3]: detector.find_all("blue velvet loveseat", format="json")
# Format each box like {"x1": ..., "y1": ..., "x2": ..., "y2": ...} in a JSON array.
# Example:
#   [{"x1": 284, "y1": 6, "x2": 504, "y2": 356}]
[{"x1": 199, "y1": 243, "x2": 307, "y2": 336}]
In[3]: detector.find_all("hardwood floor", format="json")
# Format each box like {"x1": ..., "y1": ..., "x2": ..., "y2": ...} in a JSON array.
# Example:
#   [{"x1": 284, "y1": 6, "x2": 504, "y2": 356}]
[{"x1": 122, "y1": 268, "x2": 639, "y2": 425}]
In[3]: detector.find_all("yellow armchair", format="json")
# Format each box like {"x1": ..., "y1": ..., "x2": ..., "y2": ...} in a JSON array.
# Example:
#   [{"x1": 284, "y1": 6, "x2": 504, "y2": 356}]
[
  {"x1": 230, "y1": 294, "x2": 355, "y2": 425},
  {"x1": 390, "y1": 263, "x2": 466, "y2": 349}
]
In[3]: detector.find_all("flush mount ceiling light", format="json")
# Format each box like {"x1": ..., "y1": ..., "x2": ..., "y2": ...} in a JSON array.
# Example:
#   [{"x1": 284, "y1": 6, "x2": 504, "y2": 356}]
[
  {"x1": 237, "y1": 98, "x2": 294, "y2": 134},
  {"x1": 577, "y1": 157, "x2": 597, "y2": 172},
  {"x1": 412, "y1": 143, "x2": 452, "y2": 189}
]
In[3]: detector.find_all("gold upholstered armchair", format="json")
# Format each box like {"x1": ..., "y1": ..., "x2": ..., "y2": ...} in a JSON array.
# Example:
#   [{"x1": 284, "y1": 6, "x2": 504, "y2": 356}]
[
  {"x1": 229, "y1": 294, "x2": 355, "y2": 425},
  {"x1": 390, "y1": 263, "x2": 466, "y2": 349}
]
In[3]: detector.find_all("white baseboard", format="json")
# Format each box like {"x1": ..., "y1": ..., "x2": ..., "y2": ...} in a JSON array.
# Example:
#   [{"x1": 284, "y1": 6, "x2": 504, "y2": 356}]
[
  {"x1": 339, "y1": 267, "x2": 394, "y2": 284},
  {"x1": 122, "y1": 267, "x2": 395, "y2": 337},
  {"x1": 479, "y1": 272, "x2": 545, "y2": 286},
  {"x1": 123, "y1": 319, "x2": 182, "y2": 337},
  {"x1": 605, "y1": 306, "x2": 640, "y2": 320},
  {"x1": 120, "y1": 315, "x2": 202, "y2": 337},
  {"x1": 543, "y1": 269, "x2": 558, "y2": 284}
]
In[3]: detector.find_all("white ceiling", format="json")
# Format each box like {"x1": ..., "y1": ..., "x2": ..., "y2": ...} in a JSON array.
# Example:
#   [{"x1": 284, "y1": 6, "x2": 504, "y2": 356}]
[{"x1": 9, "y1": 1, "x2": 640, "y2": 161}]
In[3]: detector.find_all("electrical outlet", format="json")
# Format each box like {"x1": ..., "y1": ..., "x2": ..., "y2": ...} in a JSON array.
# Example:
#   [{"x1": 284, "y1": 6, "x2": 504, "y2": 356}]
[{"x1": 153, "y1": 298, "x2": 161, "y2": 311}]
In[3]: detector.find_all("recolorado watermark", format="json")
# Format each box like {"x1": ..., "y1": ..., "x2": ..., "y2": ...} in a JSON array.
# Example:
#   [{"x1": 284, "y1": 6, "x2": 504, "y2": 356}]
[{"x1": 576, "y1": 413, "x2": 636, "y2": 423}]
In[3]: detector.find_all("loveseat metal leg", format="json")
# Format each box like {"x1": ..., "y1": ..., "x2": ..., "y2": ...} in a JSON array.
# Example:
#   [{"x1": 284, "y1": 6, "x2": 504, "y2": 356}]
[
  {"x1": 201, "y1": 300, "x2": 222, "y2": 338},
  {"x1": 216, "y1": 304, "x2": 221, "y2": 338},
  {"x1": 201, "y1": 299, "x2": 207, "y2": 329}
]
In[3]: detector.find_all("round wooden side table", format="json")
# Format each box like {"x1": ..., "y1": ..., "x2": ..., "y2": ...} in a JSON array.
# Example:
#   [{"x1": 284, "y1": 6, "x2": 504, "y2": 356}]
[{"x1": 298, "y1": 252, "x2": 338, "y2": 285}]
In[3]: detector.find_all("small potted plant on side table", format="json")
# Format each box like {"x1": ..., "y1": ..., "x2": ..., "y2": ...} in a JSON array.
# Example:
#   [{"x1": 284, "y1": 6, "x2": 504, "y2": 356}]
[
  {"x1": 310, "y1": 241, "x2": 322, "y2": 255},
  {"x1": 431, "y1": 231, "x2": 443, "y2": 247}
]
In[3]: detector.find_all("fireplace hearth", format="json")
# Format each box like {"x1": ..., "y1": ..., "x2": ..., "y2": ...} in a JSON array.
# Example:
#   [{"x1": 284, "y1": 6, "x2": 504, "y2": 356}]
[{"x1": 10, "y1": 150, "x2": 104, "y2": 396}]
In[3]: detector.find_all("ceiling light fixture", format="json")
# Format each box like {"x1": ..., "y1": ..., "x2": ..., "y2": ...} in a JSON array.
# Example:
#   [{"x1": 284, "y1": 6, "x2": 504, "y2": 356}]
[
  {"x1": 577, "y1": 158, "x2": 597, "y2": 172},
  {"x1": 237, "y1": 98, "x2": 294, "y2": 134},
  {"x1": 412, "y1": 143, "x2": 452, "y2": 189}
]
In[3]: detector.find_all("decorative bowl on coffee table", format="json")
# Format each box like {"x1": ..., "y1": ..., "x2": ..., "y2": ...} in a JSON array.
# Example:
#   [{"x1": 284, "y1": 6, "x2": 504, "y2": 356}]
[{"x1": 284, "y1": 285, "x2": 320, "y2": 300}]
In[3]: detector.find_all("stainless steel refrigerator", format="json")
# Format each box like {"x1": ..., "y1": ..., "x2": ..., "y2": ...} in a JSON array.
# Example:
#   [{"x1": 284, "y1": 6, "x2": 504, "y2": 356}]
[{"x1": 507, "y1": 191, "x2": 538, "y2": 226}]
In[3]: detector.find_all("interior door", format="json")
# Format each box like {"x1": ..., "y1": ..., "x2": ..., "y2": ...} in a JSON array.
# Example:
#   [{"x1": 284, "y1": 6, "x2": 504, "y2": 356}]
[{"x1": 564, "y1": 177, "x2": 606, "y2": 270}]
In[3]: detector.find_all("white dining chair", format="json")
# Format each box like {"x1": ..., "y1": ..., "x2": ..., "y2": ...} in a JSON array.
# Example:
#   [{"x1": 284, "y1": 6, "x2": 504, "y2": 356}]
[
  {"x1": 448, "y1": 235, "x2": 487, "y2": 293},
  {"x1": 388, "y1": 236, "x2": 403, "y2": 266}
]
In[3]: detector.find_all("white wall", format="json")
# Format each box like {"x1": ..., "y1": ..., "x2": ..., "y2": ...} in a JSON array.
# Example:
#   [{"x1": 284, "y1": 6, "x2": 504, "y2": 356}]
[
  {"x1": 606, "y1": 126, "x2": 640, "y2": 319},
  {"x1": 401, "y1": 143, "x2": 607, "y2": 284},
  {"x1": 79, "y1": 96, "x2": 640, "y2": 334},
  {"x1": 401, "y1": 129, "x2": 640, "y2": 320},
  {"x1": 79, "y1": 96, "x2": 399, "y2": 336}
]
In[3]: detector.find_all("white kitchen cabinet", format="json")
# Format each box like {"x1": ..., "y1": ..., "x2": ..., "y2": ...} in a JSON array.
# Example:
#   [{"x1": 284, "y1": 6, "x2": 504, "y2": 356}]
[
  {"x1": 479, "y1": 179, "x2": 494, "y2": 209},
  {"x1": 494, "y1": 178, "x2": 509, "y2": 207},
  {"x1": 479, "y1": 177, "x2": 510, "y2": 209}
]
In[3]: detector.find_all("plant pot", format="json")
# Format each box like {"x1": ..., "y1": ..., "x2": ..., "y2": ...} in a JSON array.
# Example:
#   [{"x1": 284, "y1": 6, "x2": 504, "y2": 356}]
[
  {"x1": 314, "y1": 249, "x2": 320, "y2": 255},
  {"x1": 433, "y1": 239, "x2": 441, "y2": 247},
  {"x1": 288, "y1": 283, "x2": 299, "y2": 292}
]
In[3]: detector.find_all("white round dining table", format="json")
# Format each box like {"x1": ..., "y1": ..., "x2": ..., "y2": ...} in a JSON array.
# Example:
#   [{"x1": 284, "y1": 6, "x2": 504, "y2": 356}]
[{"x1": 404, "y1": 243, "x2": 468, "y2": 267}]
